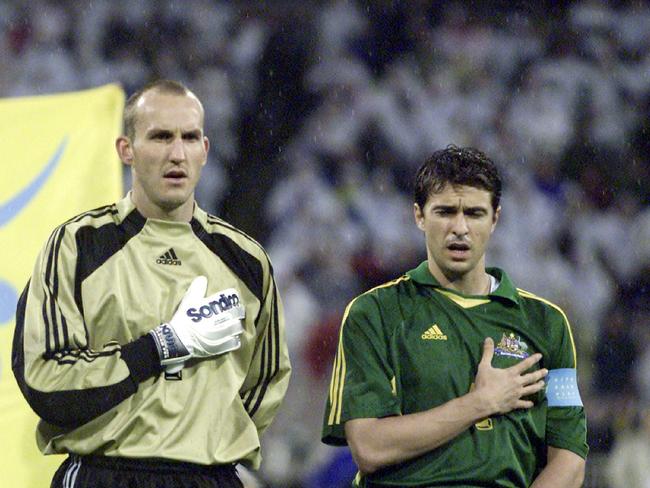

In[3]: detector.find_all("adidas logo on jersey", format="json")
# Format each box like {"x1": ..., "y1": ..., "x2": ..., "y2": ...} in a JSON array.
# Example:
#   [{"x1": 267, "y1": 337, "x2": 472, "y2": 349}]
[
  {"x1": 422, "y1": 324, "x2": 447, "y2": 340},
  {"x1": 156, "y1": 248, "x2": 182, "y2": 265}
]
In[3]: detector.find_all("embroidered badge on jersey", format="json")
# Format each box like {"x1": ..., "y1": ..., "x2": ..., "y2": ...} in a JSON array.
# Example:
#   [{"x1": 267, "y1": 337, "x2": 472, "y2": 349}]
[{"x1": 494, "y1": 332, "x2": 530, "y2": 359}]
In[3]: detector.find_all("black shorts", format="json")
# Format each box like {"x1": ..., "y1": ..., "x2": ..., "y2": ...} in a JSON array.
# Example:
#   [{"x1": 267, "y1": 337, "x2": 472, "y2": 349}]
[{"x1": 51, "y1": 455, "x2": 244, "y2": 488}]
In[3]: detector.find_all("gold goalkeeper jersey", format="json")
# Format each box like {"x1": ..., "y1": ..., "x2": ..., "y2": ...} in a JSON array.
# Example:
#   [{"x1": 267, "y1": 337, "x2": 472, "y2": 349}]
[{"x1": 13, "y1": 194, "x2": 290, "y2": 469}]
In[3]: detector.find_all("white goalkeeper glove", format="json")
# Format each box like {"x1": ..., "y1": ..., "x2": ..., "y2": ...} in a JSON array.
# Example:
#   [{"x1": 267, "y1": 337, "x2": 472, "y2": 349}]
[{"x1": 150, "y1": 276, "x2": 245, "y2": 373}]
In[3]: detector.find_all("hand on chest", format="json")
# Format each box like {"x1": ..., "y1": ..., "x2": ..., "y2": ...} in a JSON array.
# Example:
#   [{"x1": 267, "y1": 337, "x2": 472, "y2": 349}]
[
  {"x1": 394, "y1": 300, "x2": 546, "y2": 409},
  {"x1": 82, "y1": 241, "x2": 253, "y2": 344}
]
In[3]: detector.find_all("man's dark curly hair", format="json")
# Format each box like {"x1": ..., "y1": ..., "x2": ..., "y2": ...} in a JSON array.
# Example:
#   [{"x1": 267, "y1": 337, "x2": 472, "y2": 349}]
[{"x1": 413, "y1": 145, "x2": 502, "y2": 213}]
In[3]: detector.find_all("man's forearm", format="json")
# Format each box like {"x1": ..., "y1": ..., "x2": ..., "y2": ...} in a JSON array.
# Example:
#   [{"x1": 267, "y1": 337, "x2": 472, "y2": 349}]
[
  {"x1": 345, "y1": 390, "x2": 491, "y2": 474},
  {"x1": 530, "y1": 447, "x2": 585, "y2": 488}
]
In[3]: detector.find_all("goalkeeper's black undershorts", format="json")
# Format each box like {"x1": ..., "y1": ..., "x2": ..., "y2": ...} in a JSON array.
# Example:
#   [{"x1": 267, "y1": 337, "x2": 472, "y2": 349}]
[{"x1": 51, "y1": 454, "x2": 244, "y2": 488}]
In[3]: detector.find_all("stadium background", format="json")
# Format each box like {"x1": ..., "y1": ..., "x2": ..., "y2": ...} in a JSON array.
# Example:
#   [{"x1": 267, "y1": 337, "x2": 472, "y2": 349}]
[{"x1": 1, "y1": 0, "x2": 649, "y2": 486}]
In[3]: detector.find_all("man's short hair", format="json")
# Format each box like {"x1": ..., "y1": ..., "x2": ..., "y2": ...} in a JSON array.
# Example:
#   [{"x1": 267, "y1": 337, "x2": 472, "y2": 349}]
[
  {"x1": 414, "y1": 145, "x2": 502, "y2": 213},
  {"x1": 123, "y1": 79, "x2": 193, "y2": 140}
]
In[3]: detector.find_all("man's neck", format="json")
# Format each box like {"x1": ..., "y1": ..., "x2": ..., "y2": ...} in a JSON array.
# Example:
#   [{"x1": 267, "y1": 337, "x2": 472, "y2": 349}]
[
  {"x1": 428, "y1": 262, "x2": 491, "y2": 296},
  {"x1": 129, "y1": 191, "x2": 194, "y2": 222}
]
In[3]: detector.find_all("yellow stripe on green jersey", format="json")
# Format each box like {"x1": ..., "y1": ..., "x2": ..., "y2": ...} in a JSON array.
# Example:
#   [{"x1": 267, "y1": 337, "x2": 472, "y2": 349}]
[
  {"x1": 517, "y1": 288, "x2": 577, "y2": 368},
  {"x1": 327, "y1": 275, "x2": 410, "y2": 426}
]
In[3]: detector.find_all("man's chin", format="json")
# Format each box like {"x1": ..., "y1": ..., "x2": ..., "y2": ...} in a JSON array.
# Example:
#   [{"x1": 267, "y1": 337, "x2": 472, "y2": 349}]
[
  {"x1": 442, "y1": 262, "x2": 474, "y2": 279},
  {"x1": 155, "y1": 196, "x2": 192, "y2": 214},
  {"x1": 159, "y1": 192, "x2": 191, "y2": 208}
]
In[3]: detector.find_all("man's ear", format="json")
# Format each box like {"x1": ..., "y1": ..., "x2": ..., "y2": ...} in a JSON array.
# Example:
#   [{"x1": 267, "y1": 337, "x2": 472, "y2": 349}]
[
  {"x1": 491, "y1": 205, "x2": 501, "y2": 233},
  {"x1": 201, "y1": 135, "x2": 210, "y2": 167},
  {"x1": 116, "y1": 136, "x2": 134, "y2": 166},
  {"x1": 414, "y1": 203, "x2": 425, "y2": 231}
]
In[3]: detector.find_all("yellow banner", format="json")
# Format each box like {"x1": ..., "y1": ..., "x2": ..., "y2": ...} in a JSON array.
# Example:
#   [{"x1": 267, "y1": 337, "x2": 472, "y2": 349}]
[{"x1": 0, "y1": 84, "x2": 124, "y2": 487}]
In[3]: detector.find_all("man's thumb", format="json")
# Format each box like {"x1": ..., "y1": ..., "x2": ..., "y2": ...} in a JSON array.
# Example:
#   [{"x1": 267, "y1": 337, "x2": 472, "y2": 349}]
[{"x1": 480, "y1": 337, "x2": 495, "y2": 365}]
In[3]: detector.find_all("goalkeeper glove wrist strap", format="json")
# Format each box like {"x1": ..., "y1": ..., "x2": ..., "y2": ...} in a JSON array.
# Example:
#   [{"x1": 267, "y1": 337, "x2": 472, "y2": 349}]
[{"x1": 150, "y1": 323, "x2": 191, "y2": 366}]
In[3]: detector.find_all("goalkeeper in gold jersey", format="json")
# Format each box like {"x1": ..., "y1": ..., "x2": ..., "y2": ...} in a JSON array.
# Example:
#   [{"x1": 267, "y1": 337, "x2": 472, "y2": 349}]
[
  {"x1": 13, "y1": 79, "x2": 290, "y2": 488},
  {"x1": 323, "y1": 146, "x2": 587, "y2": 487}
]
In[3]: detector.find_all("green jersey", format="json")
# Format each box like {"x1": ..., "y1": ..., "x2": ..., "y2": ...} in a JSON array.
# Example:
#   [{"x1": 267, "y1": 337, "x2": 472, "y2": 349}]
[
  {"x1": 322, "y1": 261, "x2": 587, "y2": 487},
  {"x1": 13, "y1": 195, "x2": 290, "y2": 469}
]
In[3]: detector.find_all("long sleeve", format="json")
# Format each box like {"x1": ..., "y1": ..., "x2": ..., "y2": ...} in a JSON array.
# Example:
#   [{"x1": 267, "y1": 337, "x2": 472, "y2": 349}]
[
  {"x1": 12, "y1": 223, "x2": 160, "y2": 429},
  {"x1": 239, "y1": 265, "x2": 291, "y2": 438}
]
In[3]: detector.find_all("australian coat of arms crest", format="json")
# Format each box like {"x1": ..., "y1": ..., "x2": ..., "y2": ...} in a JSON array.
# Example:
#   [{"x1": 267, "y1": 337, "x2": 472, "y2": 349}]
[{"x1": 494, "y1": 332, "x2": 530, "y2": 359}]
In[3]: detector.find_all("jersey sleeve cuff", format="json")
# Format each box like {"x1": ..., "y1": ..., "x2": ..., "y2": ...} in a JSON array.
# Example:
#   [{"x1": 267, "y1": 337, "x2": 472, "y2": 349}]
[
  {"x1": 121, "y1": 334, "x2": 163, "y2": 383},
  {"x1": 546, "y1": 436, "x2": 589, "y2": 460}
]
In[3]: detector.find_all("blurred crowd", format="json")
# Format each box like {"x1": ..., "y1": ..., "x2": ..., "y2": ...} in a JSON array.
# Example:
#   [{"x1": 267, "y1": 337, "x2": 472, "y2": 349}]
[{"x1": 2, "y1": 0, "x2": 650, "y2": 486}]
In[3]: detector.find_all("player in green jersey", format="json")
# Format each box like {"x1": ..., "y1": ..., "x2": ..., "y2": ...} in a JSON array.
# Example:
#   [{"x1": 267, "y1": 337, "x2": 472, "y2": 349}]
[
  {"x1": 322, "y1": 146, "x2": 587, "y2": 487},
  {"x1": 13, "y1": 80, "x2": 291, "y2": 488}
]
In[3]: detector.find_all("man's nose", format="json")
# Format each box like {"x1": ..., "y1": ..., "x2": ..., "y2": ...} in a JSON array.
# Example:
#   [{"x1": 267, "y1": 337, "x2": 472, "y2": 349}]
[
  {"x1": 169, "y1": 138, "x2": 186, "y2": 162},
  {"x1": 451, "y1": 213, "x2": 469, "y2": 236}
]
